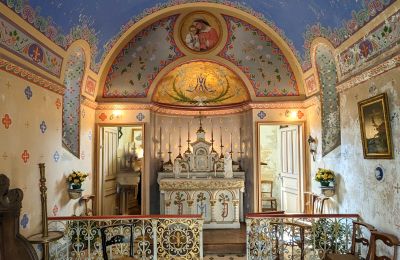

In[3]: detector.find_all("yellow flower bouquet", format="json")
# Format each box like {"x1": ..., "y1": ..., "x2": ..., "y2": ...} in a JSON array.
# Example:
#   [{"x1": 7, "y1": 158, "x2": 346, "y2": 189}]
[
  {"x1": 315, "y1": 168, "x2": 335, "y2": 187},
  {"x1": 66, "y1": 171, "x2": 88, "y2": 189}
]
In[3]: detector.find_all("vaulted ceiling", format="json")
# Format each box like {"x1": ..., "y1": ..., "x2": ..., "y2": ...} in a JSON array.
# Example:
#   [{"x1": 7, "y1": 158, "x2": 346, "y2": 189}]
[{"x1": 5, "y1": 0, "x2": 395, "y2": 70}]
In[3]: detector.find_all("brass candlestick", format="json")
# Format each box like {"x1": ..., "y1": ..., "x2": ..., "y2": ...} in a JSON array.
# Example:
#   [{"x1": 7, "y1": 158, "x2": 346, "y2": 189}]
[
  {"x1": 219, "y1": 127, "x2": 224, "y2": 159},
  {"x1": 28, "y1": 163, "x2": 63, "y2": 260}
]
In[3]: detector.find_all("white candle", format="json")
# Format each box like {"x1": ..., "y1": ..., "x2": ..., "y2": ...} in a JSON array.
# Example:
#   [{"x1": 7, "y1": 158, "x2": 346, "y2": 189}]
[{"x1": 179, "y1": 127, "x2": 181, "y2": 146}]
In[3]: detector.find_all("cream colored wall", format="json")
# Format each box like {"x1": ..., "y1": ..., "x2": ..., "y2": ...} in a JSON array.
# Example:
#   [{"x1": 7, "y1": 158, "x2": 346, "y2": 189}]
[
  {"x1": 0, "y1": 70, "x2": 95, "y2": 236},
  {"x1": 307, "y1": 68, "x2": 400, "y2": 236}
]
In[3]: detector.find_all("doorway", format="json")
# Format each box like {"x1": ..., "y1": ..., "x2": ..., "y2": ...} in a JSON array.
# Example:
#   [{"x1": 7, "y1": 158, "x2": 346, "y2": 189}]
[
  {"x1": 257, "y1": 123, "x2": 304, "y2": 213},
  {"x1": 96, "y1": 124, "x2": 145, "y2": 215}
]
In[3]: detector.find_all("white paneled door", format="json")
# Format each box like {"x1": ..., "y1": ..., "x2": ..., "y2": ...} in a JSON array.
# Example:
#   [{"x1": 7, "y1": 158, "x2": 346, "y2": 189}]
[
  {"x1": 279, "y1": 125, "x2": 300, "y2": 213},
  {"x1": 100, "y1": 127, "x2": 119, "y2": 215}
]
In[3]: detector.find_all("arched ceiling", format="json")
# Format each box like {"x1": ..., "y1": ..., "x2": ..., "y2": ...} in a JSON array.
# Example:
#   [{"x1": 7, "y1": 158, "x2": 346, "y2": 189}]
[{"x1": 3, "y1": 0, "x2": 395, "y2": 71}]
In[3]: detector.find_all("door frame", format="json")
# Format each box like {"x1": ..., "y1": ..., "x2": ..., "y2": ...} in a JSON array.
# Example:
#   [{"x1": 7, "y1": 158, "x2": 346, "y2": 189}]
[
  {"x1": 256, "y1": 121, "x2": 306, "y2": 213},
  {"x1": 95, "y1": 123, "x2": 146, "y2": 215}
]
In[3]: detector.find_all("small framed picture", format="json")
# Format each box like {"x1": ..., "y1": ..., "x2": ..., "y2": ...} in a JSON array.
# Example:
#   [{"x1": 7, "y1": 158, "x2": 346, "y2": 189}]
[{"x1": 358, "y1": 93, "x2": 393, "y2": 159}]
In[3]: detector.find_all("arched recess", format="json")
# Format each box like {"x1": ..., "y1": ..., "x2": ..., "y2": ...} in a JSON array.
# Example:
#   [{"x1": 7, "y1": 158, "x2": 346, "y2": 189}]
[
  {"x1": 62, "y1": 46, "x2": 86, "y2": 158},
  {"x1": 314, "y1": 43, "x2": 341, "y2": 156},
  {"x1": 96, "y1": 2, "x2": 305, "y2": 102}
]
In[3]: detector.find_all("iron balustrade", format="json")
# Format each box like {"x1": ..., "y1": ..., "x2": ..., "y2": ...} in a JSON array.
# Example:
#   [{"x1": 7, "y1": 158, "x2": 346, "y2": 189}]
[
  {"x1": 45, "y1": 214, "x2": 203, "y2": 260},
  {"x1": 246, "y1": 213, "x2": 360, "y2": 260}
]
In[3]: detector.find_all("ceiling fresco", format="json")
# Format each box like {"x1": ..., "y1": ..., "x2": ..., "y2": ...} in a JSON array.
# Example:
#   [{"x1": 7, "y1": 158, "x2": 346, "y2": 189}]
[
  {"x1": 220, "y1": 16, "x2": 298, "y2": 97},
  {"x1": 152, "y1": 61, "x2": 249, "y2": 107},
  {"x1": 103, "y1": 15, "x2": 183, "y2": 98},
  {"x1": 1, "y1": 0, "x2": 395, "y2": 71}
]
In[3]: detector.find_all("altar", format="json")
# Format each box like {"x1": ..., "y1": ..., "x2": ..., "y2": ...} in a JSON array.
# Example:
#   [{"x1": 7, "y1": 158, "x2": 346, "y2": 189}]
[{"x1": 157, "y1": 119, "x2": 245, "y2": 229}]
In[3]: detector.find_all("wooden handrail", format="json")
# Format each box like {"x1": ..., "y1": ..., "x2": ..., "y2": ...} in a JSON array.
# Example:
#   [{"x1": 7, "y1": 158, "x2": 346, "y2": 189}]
[
  {"x1": 246, "y1": 213, "x2": 359, "y2": 218},
  {"x1": 48, "y1": 214, "x2": 202, "y2": 221}
]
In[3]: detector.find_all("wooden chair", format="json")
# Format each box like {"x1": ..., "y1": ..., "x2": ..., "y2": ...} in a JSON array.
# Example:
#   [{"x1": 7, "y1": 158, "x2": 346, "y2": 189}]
[
  {"x1": 271, "y1": 222, "x2": 307, "y2": 260},
  {"x1": 100, "y1": 223, "x2": 135, "y2": 260},
  {"x1": 261, "y1": 180, "x2": 277, "y2": 211},
  {"x1": 325, "y1": 221, "x2": 376, "y2": 260},
  {"x1": 368, "y1": 230, "x2": 400, "y2": 260}
]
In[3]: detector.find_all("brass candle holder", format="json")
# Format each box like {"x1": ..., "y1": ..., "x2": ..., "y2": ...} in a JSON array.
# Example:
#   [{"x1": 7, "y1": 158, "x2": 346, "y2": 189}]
[{"x1": 28, "y1": 163, "x2": 63, "y2": 260}]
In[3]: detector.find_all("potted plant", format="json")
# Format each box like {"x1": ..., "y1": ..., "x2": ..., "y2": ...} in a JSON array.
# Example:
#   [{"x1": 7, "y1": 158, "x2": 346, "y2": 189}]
[
  {"x1": 66, "y1": 171, "x2": 88, "y2": 199},
  {"x1": 315, "y1": 168, "x2": 335, "y2": 187}
]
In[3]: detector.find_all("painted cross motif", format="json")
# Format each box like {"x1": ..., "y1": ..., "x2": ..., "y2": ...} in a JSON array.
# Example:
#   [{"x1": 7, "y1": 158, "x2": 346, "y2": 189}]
[
  {"x1": 40, "y1": 121, "x2": 47, "y2": 133},
  {"x1": 52, "y1": 205, "x2": 59, "y2": 216},
  {"x1": 2, "y1": 152, "x2": 8, "y2": 160},
  {"x1": 25, "y1": 121, "x2": 30, "y2": 128},
  {"x1": 53, "y1": 151, "x2": 60, "y2": 162},
  {"x1": 6, "y1": 81, "x2": 11, "y2": 89},
  {"x1": 257, "y1": 111, "x2": 266, "y2": 120},
  {"x1": 24, "y1": 86, "x2": 33, "y2": 100},
  {"x1": 20, "y1": 213, "x2": 29, "y2": 229},
  {"x1": 21, "y1": 150, "x2": 30, "y2": 163},
  {"x1": 55, "y1": 98, "x2": 61, "y2": 109},
  {"x1": 218, "y1": 193, "x2": 230, "y2": 221},
  {"x1": 297, "y1": 110, "x2": 304, "y2": 119},
  {"x1": 395, "y1": 183, "x2": 400, "y2": 194},
  {"x1": 136, "y1": 112, "x2": 145, "y2": 122},
  {"x1": 99, "y1": 113, "x2": 107, "y2": 121},
  {"x1": 174, "y1": 192, "x2": 186, "y2": 215},
  {"x1": 2, "y1": 114, "x2": 12, "y2": 129}
]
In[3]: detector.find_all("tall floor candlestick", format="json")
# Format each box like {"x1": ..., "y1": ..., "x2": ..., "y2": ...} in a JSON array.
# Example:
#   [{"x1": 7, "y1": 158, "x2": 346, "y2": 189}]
[{"x1": 238, "y1": 127, "x2": 243, "y2": 171}]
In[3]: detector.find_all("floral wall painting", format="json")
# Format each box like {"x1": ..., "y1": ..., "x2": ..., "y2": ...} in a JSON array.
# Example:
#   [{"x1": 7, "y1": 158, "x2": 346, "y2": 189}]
[
  {"x1": 62, "y1": 47, "x2": 85, "y2": 158},
  {"x1": 84, "y1": 76, "x2": 96, "y2": 97},
  {"x1": 220, "y1": 16, "x2": 298, "y2": 97},
  {"x1": 316, "y1": 45, "x2": 341, "y2": 156},
  {"x1": 103, "y1": 15, "x2": 183, "y2": 98},
  {"x1": 305, "y1": 75, "x2": 318, "y2": 96},
  {"x1": 152, "y1": 61, "x2": 249, "y2": 107},
  {"x1": 358, "y1": 93, "x2": 393, "y2": 159},
  {"x1": 178, "y1": 11, "x2": 222, "y2": 53}
]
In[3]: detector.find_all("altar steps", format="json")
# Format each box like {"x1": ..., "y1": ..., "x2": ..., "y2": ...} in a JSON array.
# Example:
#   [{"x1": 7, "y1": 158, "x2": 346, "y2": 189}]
[{"x1": 203, "y1": 223, "x2": 246, "y2": 256}]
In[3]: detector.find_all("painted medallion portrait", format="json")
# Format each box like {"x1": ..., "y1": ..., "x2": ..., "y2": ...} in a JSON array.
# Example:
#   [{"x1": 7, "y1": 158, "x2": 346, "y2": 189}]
[{"x1": 179, "y1": 12, "x2": 222, "y2": 52}]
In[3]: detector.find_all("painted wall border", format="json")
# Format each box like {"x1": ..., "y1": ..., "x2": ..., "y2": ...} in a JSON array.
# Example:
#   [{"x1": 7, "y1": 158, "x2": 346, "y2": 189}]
[
  {"x1": 337, "y1": 53, "x2": 400, "y2": 93},
  {"x1": 0, "y1": 57, "x2": 64, "y2": 95}
]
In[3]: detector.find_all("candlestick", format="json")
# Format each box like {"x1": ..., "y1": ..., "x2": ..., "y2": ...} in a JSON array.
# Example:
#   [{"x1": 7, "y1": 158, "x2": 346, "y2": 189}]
[
  {"x1": 168, "y1": 133, "x2": 171, "y2": 152},
  {"x1": 176, "y1": 127, "x2": 183, "y2": 159},
  {"x1": 219, "y1": 127, "x2": 224, "y2": 159},
  {"x1": 230, "y1": 132, "x2": 233, "y2": 156},
  {"x1": 210, "y1": 120, "x2": 217, "y2": 155},
  {"x1": 185, "y1": 121, "x2": 192, "y2": 155},
  {"x1": 238, "y1": 127, "x2": 243, "y2": 171}
]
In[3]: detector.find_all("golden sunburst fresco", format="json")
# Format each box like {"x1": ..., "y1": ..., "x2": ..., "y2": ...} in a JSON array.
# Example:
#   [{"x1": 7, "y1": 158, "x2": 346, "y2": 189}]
[{"x1": 153, "y1": 61, "x2": 249, "y2": 107}]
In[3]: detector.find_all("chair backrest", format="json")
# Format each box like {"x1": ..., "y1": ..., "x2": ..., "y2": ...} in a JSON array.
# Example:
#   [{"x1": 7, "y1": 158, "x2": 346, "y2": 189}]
[
  {"x1": 100, "y1": 223, "x2": 134, "y2": 260},
  {"x1": 271, "y1": 222, "x2": 306, "y2": 260},
  {"x1": 261, "y1": 180, "x2": 273, "y2": 197},
  {"x1": 313, "y1": 196, "x2": 329, "y2": 214},
  {"x1": 368, "y1": 231, "x2": 400, "y2": 260},
  {"x1": 350, "y1": 221, "x2": 376, "y2": 257}
]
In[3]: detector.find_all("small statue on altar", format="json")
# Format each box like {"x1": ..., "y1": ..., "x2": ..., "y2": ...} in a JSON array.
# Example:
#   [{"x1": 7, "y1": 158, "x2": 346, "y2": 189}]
[
  {"x1": 173, "y1": 158, "x2": 182, "y2": 178},
  {"x1": 224, "y1": 152, "x2": 233, "y2": 178}
]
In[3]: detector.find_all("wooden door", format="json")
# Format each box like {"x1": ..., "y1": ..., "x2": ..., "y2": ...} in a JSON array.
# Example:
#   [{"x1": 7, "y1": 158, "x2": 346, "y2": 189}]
[
  {"x1": 101, "y1": 127, "x2": 119, "y2": 215},
  {"x1": 279, "y1": 125, "x2": 300, "y2": 213}
]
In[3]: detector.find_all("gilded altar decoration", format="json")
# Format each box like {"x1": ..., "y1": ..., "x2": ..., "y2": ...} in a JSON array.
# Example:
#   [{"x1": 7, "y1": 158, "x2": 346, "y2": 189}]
[
  {"x1": 159, "y1": 178, "x2": 245, "y2": 191},
  {"x1": 153, "y1": 61, "x2": 249, "y2": 107},
  {"x1": 178, "y1": 11, "x2": 222, "y2": 53}
]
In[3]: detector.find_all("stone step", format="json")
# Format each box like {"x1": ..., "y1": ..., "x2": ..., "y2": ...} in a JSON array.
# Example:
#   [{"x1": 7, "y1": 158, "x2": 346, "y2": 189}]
[{"x1": 204, "y1": 242, "x2": 246, "y2": 254}]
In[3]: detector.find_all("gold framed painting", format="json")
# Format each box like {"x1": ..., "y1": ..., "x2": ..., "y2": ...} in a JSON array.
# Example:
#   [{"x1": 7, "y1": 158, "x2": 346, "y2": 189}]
[{"x1": 358, "y1": 93, "x2": 393, "y2": 159}]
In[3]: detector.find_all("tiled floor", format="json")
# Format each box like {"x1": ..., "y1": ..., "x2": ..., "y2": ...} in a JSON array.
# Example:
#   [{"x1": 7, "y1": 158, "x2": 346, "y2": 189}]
[{"x1": 203, "y1": 254, "x2": 246, "y2": 260}]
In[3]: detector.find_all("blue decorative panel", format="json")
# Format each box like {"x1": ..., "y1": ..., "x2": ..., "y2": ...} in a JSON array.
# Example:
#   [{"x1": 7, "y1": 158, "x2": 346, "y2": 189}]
[
  {"x1": 62, "y1": 47, "x2": 85, "y2": 158},
  {"x1": 103, "y1": 15, "x2": 183, "y2": 98},
  {"x1": 220, "y1": 16, "x2": 298, "y2": 97},
  {"x1": 0, "y1": 14, "x2": 63, "y2": 76},
  {"x1": 316, "y1": 46, "x2": 340, "y2": 156}
]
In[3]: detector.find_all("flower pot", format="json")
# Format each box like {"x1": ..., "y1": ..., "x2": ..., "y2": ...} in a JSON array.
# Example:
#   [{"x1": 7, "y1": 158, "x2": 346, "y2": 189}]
[
  {"x1": 71, "y1": 183, "x2": 82, "y2": 189},
  {"x1": 68, "y1": 188, "x2": 82, "y2": 199},
  {"x1": 320, "y1": 181, "x2": 330, "y2": 187}
]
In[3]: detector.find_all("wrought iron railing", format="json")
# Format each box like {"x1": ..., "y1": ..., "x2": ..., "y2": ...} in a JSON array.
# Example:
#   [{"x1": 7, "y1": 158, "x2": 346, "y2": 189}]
[
  {"x1": 46, "y1": 214, "x2": 203, "y2": 260},
  {"x1": 246, "y1": 213, "x2": 360, "y2": 260}
]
